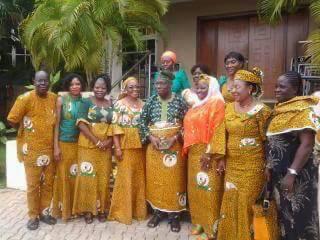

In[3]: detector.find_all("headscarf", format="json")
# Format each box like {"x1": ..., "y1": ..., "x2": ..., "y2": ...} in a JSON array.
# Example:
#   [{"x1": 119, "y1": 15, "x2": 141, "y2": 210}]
[
  {"x1": 192, "y1": 74, "x2": 224, "y2": 108},
  {"x1": 234, "y1": 67, "x2": 263, "y2": 98},
  {"x1": 161, "y1": 50, "x2": 177, "y2": 63},
  {"x1": 118, "y1": 76, "x2": 138, "y2": 100},
  {"x1": 158, "y1": 70, "x2": 175, "y2": 83},
  {"x1": 234, "y1": 67, "x2": 263, "y2": 85}
]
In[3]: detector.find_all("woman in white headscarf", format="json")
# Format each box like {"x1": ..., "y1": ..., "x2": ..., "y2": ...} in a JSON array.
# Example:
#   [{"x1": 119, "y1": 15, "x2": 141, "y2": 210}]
[{"x1": 183, "y1": 74, "x2": 225, "y2": 240}]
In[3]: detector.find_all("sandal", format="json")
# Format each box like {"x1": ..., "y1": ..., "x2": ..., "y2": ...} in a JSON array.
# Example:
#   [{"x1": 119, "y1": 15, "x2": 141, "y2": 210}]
[
  {"x1": 196, "y1": 233, "x2": 213, "y2": 240},
  {"x1": 191, "y1": 224, "x2": 203, "y2": 235},
  {"x1": 27, "y1": 218, "x2": 39, "y2": 230},
  {"x1": 169, "y1": 216, "x2": 181, "y2": 233},
  {"x1": 147, "y1": 212, "x2": 162, "y2": 228},
  {"x1": 84, "y1": 212, "x2": 93, "y2": 224},
  {"x1": 98, "y1": 212, "x2": 106, "y2": 223}
]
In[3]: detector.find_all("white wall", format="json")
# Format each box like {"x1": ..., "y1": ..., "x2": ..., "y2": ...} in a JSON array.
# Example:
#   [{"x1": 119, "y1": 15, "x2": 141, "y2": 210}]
[{"x1": 6, "y1": 140, "x2": 26, "y2": 190}]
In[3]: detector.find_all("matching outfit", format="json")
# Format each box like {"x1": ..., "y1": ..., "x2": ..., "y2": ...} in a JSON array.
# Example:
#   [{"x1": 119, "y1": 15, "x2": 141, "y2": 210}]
[
  {"x1": 52, "y1": 94, "x2": 84, "y2": 220},
  {"x1": 183, "y1": 93, "x2": 225, "y2": 238},
  {"x1": 73, "y1": 98, "x2": 113, "y2": 216},
  {"x1": 108, "y1": 99, "x2": 147, "y2": 224},
  {"x1": 7, "y1": 90, "x2": 57, "y2": 219},
  {"x1": 139, "y1": 94, "x2": 188, "y2": 213}
]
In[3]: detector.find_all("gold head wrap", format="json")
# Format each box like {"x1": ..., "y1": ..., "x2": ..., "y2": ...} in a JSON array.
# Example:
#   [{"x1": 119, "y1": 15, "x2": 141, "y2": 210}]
[
  {"x1": 234, "y1": 67, "x2": 263, "y2": 85},
  {"x1": 198, "y1": 74, "x2": 210, "y2": 85},
  {"x1": 161, "y1": 50, "x2": 177, "y2": 63},
  {"x1": 118, "y1": 77, "x2": 138, "y2": 100}
]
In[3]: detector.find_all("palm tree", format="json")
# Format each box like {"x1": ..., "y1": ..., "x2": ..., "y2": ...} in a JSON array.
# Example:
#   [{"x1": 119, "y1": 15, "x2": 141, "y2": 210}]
[
  {"x1": 20, "y1": 0, "x2": 169, "y2": 83},
  {"x1": 257, "y1": 0, "x2": 320, "y2": 65}
]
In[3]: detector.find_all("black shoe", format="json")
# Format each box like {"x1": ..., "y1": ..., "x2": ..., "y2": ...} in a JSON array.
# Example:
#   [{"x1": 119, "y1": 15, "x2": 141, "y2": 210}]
[
  {"x1": 168, "y1": 213, "x2": 181, "y2": 233},
  {"x1": 27, "y1": 218, "x2": 39, "y2": 230},
  {"x1": 147, "y1": 211, "x2": 164, "y2": 228},
  {"x1": 40, "y1": 215, "x2": 57, "y2": 225}
]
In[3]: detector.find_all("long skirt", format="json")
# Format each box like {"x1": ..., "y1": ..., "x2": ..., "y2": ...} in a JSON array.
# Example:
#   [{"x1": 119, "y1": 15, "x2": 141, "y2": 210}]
[
  {"x1": 272, "y1": 163, "x2": 319, "y2": 240},
  {"x1": 187, "y1": 144, "x2": 223, "y2": 238},
  {"x1": 52, "y1": 141, "x2": 78, "y2": 221},
  {"x1": 108, "y1": 148, "x2": 147, "y2": 224},
  {"x1": 72, "y1": 147, "x2": 112, "y2": 215},
  {"x1": 146, "y1": 127, "x2": 187, "y2": 212},
  {"x1": 217, "y1": 151, "x2": 265, "y2": 240}
]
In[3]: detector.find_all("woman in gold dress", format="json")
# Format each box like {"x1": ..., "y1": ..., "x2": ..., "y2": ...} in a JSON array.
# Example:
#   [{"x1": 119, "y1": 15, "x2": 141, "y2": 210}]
[
  {"x1": 53, "y1": 73, "x2": 86, "y2": 221},
  {"x1": 108, "y1": 77, "x2": 147, "y2": 224},
  {"x1": 139, "y1": 70, "x2": 188, "y2": 232},
  {"x1": 217, "y1": 68, "x2": 272, "y2": 240},
  {"x1": 266, "y1": 72, "x2": 319, "y2": 239},
  {"x1": 72, "y1": 75, "x2": 113, "y2": 223},
  {"x1": 183, "y1": 74, "x2": 225, "y2": 240},
  {"x1": 218, "y1": 52, "x2": 245, "y2": 103}
]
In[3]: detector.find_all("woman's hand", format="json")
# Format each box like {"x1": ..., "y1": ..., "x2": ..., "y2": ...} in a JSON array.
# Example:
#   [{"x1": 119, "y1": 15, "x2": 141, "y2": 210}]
[
  {"x1": 216, "y1": 159, "x2": 225, "y2": 175},
  {"x1": 280, "y1": 173, "x2": 296, "y2": 194},
  {"x1": 165, "y1": 136, "x2": 177, "y2": 149},
  {"x1": 101, "y1": 138, "x2": 113, "y2": 150},
  {"x1": 200, "y1": 153, "x2": 213, "y2": 172},
  {"x1": 265, "y1": 168, "x2": 272, "y2": 182},
  {"x1": 149, "y1": 135, "x2": 161, "y2": 150},
  {"x1": 115, "y1": 148, "x2": 123, "y2": 161},
  {"x1": 54, "y1": 146, "x2": 62, "y2": 162}
]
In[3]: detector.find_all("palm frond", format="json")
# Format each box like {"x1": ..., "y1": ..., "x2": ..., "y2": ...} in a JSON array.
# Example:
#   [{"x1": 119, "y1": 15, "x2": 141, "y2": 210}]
[{"x1": 306, "y1": 29, "x2": 320, "y2": 65}]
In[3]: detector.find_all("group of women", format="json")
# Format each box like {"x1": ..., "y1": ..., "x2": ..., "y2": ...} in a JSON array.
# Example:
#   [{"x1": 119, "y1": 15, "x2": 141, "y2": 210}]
[{"x1": 50, "y1": 50, "x2": 319, "y2": 240}]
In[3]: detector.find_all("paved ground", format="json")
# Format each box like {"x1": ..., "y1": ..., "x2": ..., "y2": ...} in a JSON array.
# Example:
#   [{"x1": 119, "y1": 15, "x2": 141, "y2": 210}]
[{"x1": 0, "y1": 189, "x2": 195, "y2": 240}]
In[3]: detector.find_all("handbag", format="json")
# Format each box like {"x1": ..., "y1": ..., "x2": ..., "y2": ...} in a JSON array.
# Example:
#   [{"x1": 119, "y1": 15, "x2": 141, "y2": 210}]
[{"x1": 252, "y1": 181, "x2": 280, "y2": 240}]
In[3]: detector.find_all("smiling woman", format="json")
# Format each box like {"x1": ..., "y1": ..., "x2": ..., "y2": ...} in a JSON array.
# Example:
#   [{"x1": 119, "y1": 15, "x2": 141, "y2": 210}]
[
  {"x1": 218, "y1": 52, "x2": 245, "y2": 103},
  {"x1": 183, "y1": 74, "x2": 225, "y2": 240}
]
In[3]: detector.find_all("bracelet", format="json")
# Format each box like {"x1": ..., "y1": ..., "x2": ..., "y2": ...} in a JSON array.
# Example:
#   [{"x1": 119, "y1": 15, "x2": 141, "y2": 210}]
[
  {"x1": 96, "y1": 140, "x2": 102, "y2": 147},
  {"x1": 174, "y1": 135, "x2": 178, "y2": 141},
  {"x1": 287, "y1": 168, "x2": 298, "y2": 176}
]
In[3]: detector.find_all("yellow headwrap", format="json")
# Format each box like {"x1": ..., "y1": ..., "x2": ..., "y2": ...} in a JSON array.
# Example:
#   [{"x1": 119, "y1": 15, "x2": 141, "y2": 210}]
[
  {"x1": 118, "y1": 77, "x2": 138, "y2": 100},
  {"x1": 234, "y1": 67, "x2": 263, "y2": 85}
]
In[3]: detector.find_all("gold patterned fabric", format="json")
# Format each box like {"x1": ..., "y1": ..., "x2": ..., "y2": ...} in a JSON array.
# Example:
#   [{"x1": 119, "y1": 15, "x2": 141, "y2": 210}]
[
  {"x1": 146, "y1": 125, "x2": 186, "y2": 212},
  {"x1": 187, "y1": 144, "x2": 223, "y2": 238},
  {"x1": 7, "y1": 90, "x2": 57, "y2": 163},
  {"x1": 234, "y1": 68, "x2": 262, "y2": 85},
  {"x1": 73, "y1": 146, "x2": 112, "y2": 215},
  {"x1": 267, "y1": 96, "x2": 319, "y2": 136},
  {"x1": 52, "y1": 142, "x2": 78, "y2": 221},
  {"x1": 108, "y1": 148, "x2": 147, "y2": 224},
  {"x1": 217, "y1": 103, "x2": 272, "y2": 240},
  {"x1": 109, "y1": 99, "x2": 147, "y2": 224},
  {"x1": 221, "y1": 84, "x2": 234, "y2": 103},
  {"x1": 7, "y1": 90, "x2": 57, "y2": 219}
]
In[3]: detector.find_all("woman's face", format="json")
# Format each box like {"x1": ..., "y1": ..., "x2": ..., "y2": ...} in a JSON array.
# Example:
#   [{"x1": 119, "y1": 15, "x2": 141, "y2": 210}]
[
  {"x1": 275, "y1": 75, "x2": 297, "y2": 103},
  {"x1": 161, "y1": 56, "x2": 174, "y2": 70},
  {"x1": 231, "y1": 79, "x2": 252, "y2": 102},
  {"x1": 69, "y1": 78, "x2": 82, "y2": 96},
  {"x1": 93, "y1": 78, "x2": 107, "y2": 99},
  {"x1": 155, "y1": 77, "x2": 171, "y2": 98},
  {"x1": 196, "y1": 81, "x2": 209, "y2": 100},
  {"x1": 125, "y1": 79, "x2": 140, "y2": 99},
  {"x1": 192, "y1": 67, "x2": 203, "y2": 85},
  {"x1": 225, "y1": 57, "x2": 243, "y2": 77}
]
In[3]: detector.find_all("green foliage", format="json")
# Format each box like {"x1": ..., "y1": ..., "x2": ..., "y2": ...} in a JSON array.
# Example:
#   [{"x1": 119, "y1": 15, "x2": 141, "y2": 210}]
[
  {"x1": 0, "y1": 121, "x2": 15, "y2": 145},
  {"x1": 257, "y1": 0, "x2": 320, "y2": 66},
  {"x1": 20, "y1": 0, "x2": 168, "y2": 76}
]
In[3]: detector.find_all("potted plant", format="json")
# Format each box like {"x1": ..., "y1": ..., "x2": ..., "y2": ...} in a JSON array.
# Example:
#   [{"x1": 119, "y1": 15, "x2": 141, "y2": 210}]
[{"x1": 0, "y1": 121, "x2": 16, "y2": 188}]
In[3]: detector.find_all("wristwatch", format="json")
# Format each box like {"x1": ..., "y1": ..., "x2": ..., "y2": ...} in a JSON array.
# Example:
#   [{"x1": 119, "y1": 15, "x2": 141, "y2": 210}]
[{"x1": 287, "y1": 168, "x2": 298, "y2": 176}]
